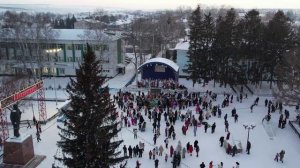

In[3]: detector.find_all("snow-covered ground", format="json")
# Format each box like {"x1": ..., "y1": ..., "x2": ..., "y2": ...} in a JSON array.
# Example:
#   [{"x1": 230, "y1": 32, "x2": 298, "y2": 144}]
[{"x1": 2, "y1": 61, "x2": 300, "y2": 168}]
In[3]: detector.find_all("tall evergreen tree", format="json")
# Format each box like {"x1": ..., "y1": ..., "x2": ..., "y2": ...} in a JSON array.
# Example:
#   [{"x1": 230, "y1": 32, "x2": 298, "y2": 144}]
[
  {"x1": 54, "y1": 44, "x2": 126, "y2": 167},
  {"x1": 263, "y1": 10, "x2": 294, "y2": 88},
  {"x1": 71, "y1": 15, "x2": 77, "y2": 29},
  {"x1": 186, "y1": 5, "x2": 203, "y2": 85},
  {"x1": 186, "y1": 6, "x2": 215, "y2": 86},
  {"x1": 241, "y1": 9, "x2": 264, "y2": 85},
  {"x1": 212, "y1": 8, "x2": 240, "y2": 86},
  {"x1": 202, "y1": 12, "x2": 215, "y2": 84}
]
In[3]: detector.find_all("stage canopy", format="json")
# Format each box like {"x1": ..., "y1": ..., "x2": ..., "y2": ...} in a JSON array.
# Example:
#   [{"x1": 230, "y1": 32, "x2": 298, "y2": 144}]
[{"x1": 138, "y1": 57, "x2": 179, "y2": 81}]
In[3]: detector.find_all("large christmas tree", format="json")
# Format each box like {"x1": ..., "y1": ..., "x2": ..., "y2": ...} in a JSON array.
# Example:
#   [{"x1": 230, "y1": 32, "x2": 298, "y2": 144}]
[{"x1": 54, "y1": 44, "x2": 126, "y2": 167}]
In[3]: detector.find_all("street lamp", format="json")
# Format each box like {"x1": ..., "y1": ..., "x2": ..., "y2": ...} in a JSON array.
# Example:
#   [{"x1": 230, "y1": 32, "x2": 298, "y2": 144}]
[
  {"x1": 243, "y1": 123, "x2": 256, "y2": 148},
  {"x1": 45, "y1": 48, "x2": 61, "y2": 106}
]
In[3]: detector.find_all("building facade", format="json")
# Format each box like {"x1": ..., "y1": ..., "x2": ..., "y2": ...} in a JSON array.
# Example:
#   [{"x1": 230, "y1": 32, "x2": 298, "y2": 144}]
[{"x1": 0, "y1": 29, "x2": 125, "y2": 77}]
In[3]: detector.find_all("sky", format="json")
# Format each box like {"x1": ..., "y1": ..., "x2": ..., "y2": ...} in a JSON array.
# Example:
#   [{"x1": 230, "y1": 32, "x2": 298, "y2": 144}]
[{"x1": 0, "y1": 0, "x2": 300, "y2": 10}]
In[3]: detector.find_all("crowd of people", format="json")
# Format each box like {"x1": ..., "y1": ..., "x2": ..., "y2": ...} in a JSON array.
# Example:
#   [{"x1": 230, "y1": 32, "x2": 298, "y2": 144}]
[
  {"x1": 114, "y1": 85, "x2": 287, "y2": 168},
  {"x1": 112, "y1": 86, "x2": 292, "y2": 168},
  {"x1": 137, "y1": 79, "x2": 186, "y2": 90}
]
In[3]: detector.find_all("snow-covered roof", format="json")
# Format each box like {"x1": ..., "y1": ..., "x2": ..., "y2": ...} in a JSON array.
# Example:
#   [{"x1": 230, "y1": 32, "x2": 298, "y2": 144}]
[
  {"x1": 138, "y1": 57, "x2": 179, "y2": 72},
  {"x1": 53, "y1": 29, "x2": 121, "y2": 41},
  {"x1": 0, "y1": 28, "x2": 122, "y2": 42},
  {"x1": 175, "y1": 40, "x2": 189, "y2": 50}
]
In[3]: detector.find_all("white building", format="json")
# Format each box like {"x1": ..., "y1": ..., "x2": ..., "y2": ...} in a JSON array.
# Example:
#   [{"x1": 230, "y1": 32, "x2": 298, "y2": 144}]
[
  {"x1": 174, "y1": 40, "x2": 189, "y2": 77},
  {"x1": 0, "y1": 29, "x2": 125, "y2": 77}
]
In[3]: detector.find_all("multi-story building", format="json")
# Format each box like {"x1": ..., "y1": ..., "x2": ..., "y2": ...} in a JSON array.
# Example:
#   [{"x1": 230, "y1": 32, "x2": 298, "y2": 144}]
[{"x1": 0, "y1": 29, "x2": 125, "y2": 77}]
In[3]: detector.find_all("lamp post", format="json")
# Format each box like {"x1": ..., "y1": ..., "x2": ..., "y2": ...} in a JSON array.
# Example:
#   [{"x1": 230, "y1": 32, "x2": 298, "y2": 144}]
[
  {"x1": 45, "y1": 48, "x2": 61, "y2": 107},
  {"x1": 243, "y1": 123, "x2": 255, "y2": 148}
]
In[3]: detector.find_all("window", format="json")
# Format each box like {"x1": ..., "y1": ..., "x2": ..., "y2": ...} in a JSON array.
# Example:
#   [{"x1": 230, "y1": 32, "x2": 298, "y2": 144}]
[
  {"x1": 58, "y1": 68, "x2": 65, "y2": 75},
  {"x1": 102, "y1": 45, "x2": 109, "y2": 51},
  {"x1": 68, "y1": 57, "x2": 73, "y2": 62},
  {"x1": 75, "y1": 44, "x2": 82, "y2": 50},
  {"x1": 43, "y1": 67, "x2": 49, "y2": 74},
  {"x1": 83, "y1": 44, "x2": 87, "y2": 52},
  {"x1": 57, "y1": 44, "x2": 64, "y2": 50},
  {"x1": 75, "y1": 57, "x2": 81, "y2": 62},
  {"x1": 93, "y1": 45, "x2": 100, "y2": 51},
  {"x1": 66, "y1": 44, "x2": 72, "y2": 50}
]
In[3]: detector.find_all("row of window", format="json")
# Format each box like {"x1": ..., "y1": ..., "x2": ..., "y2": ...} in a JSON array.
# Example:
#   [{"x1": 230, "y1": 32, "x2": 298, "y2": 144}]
[
  {"x1": 0, "y1": 43, "x2": 109, "y2": 53},
  {"x1": 66, "y1": 44, "x2": 109, "y2": 51}
]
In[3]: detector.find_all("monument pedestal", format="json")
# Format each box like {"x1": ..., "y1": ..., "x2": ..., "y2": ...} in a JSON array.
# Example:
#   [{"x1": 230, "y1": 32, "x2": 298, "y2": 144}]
[
  {"x1": 3, "y1": 134, "x2": 35, "y2": 165},
  {"x1": 1, "y1": 134, "x2": 46, "y2": 168}
]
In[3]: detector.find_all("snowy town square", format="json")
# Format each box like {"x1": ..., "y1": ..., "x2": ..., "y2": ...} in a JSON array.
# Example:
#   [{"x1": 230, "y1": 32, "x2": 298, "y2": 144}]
[{"x1": 0, "y1": 0, "x2": 300, "y2": 168}]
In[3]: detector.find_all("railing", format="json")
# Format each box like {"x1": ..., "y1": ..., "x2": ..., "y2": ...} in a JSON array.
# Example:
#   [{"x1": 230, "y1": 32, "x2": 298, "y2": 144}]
[
  {"x1": 289, "y1": 121, "x2": 300, "y2": 139},
  {"x1": 125, "y1": 74, "x2": 136, "y2": 87},
  {"x1": 244, "y1": 84, "x2": 254, "y2": 95}
]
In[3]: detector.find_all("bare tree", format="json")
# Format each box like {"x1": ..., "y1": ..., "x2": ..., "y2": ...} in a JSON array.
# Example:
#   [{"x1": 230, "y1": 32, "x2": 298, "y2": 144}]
[{"x1": 1, "y1": 11, "x2": 58, "y2": 79}]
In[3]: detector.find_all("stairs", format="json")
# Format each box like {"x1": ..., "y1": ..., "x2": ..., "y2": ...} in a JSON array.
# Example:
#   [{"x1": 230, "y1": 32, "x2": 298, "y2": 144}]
[{"x1": 0, "y1": 155, "x2": 46, "y2": 168}]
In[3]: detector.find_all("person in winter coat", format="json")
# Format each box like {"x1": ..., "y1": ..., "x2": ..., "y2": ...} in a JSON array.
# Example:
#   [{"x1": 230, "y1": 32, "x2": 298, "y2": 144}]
[
  {"x1": 232, "y1": 145, "x2": 237, "y2": 157},
  {"x1": 36, "y1": 131, "x2": 41, "y2": 142},
  {"x1": 182, "y1": 147, "x2": 186, "y2": 158},
  {"x1": 224, "y1": 114, "x2": 228, "y2": 121},
  {"x1": 200, "y1": 162, "x2": 206, "y2": 168},
  {"x1": 226, "y1": 132, "x2": 230, "y2": 140},
  {"x1": 172, "y1": 131, "x2": 176, "y2": 140},
  {"x1": 159, "y1": 145, "x2": 164, "y2": 156},
  {"x1": 136, "y1": 160, "x2": 141, "y2": 168},
  {"x1": 133, "y1": 128, "x2": 138, "y2": 139},
  {"x1": 246, "y1": 141, "x2": 251, "y2": 154},
  {"x1": 153, "y1": 133, "x2": 157, "y2": 145},
  {"x1": 149, "y1": 150, "x2": 153, "y2": 159},
  {"x1": 225, "y1": 120, "x2": 229, "y2": 132},
  {"x1": 165, "y1": 153, "x2": 168, "y2": 162},
  {"x1": 123, "y1": 145, "x2": 127, "y2": 157},
  {"x1": 27, "y1": 120, "x2": 31, "y2": 128},
  {"x1": 155, "y1": 159, "x2": 159, "y2": 168},
  {"x1": 188, "y1": 145, "x2": 193, "y2": 156},
  {"x1": 165, "y1": 127, "x2": 168, "y2": 137},
  {"x1": 234, "y1": 114, "x2": 238, "y2": 123},
  {"x1": 233, "y1": 162, "x2": 240, "y2": 168},
  {"x1": 219, "y1": 136, "x2": 225, "y2": 147},
  {"x1": 128, "y1": 145, "x2": 133, "y2": 158},
  {"x1": 211, "y1": 122, "x2": 216, "y2": 133},
  {"x1": 164, "y1": 138, "x2": 169, "y2": 148},
  {"x1": 195, "y1": 145, "x2": 200, "y2": 157},
  {"x1": 209, "y1": 161, "x2": 213, "y2": 168},
  {"x1": 176, "y1": 141, "x2": 182, "y2": 153},
  {"x1": 186, "y1": 142, "x2": 190, "y2": 151},
  {"x1": 265, "y1": 99, "x2": 268, "y2": 107},
  {"x1": 218, "y1": 162, "x2": 223, "y2": 168},
  {"x1": 153, "y1": 148, "x2": 157, "y2": 160},
  {"x1": 170, "y1": 145, "x2": 174, "y2": 157},
  {"x1": 279, "y1": 150, "x2": 285, "y2": 163},
  {"x1": 193, "y1": 126, "x2": 197, "y2": 136},
  {"x1": 204, "y1": 122, "x2": 208, "y2": 133},
  {"x1": 182, "y1": 125, "x2": 187, "y2": 135}
]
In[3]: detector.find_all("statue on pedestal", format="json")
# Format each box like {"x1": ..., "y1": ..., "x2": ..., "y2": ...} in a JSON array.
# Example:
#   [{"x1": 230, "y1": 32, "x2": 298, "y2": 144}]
[{"x1": 10, "y1": 104, "x2": 22, "y2": 138}]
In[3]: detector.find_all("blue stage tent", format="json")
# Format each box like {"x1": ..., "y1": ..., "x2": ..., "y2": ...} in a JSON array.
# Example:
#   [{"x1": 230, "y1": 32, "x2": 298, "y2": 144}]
[{"x1": 138, "y1": 58, "x2": 179, "y2": 81}]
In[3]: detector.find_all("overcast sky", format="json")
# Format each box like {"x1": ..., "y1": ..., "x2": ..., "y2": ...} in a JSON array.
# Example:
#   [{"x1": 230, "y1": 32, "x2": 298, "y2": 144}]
[{"x1": 0, "y1": 0, "x2": 300, "y2": 10}]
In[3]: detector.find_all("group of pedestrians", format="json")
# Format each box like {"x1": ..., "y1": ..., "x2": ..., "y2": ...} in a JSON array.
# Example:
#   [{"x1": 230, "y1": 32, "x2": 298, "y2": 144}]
[{"x1": 116, "y1": 87, "x2": 289, "y2": 168}]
